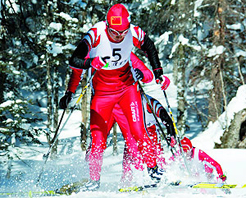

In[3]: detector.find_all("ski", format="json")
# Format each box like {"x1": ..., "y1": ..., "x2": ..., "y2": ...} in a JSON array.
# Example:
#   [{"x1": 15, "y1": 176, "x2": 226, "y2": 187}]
[
  {"x1": 119, "y1": 182, "x2": 246, "y2": 192},
  {"x1": 119, "y1": 183, "x2": 158, "y2": 192},
  {"x1": 190, "y1": 182, "x2": 246, "y2": 195},
  {"x1": 119, "y1": 181, "x2": 181, "y2": 192},
  {"x1": 0, "y1": 190, "x2": 60, "y2": 197},
  {"x1": 2, "y1": 181, "x2": 245, "y2": 196},
  {"x1": 191, "y1": 182, "x2": 246, "y2": 189},
  {"x1": 0, "y1": 179, "x2": 89, "y2": 197}
]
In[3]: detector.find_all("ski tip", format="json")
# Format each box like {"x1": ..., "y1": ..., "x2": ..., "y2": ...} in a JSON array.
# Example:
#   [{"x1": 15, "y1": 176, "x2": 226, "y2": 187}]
[{"x1": 119, "y1": 186, "x2": 141, "y2": 192}]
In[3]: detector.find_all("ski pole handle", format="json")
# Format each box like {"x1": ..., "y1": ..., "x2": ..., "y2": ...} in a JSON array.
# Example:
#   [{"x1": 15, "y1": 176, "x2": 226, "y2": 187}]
[{"x1": 75, "y1": 69, "x2": 97, "y2": 104}]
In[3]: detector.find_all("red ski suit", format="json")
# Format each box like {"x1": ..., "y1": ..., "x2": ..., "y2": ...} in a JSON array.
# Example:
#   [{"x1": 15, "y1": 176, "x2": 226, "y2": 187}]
[
  {"x1": 110, "y1": 94, "x2": 169, "y2": 182},
  {"x1": 68, "y1": 50, "x2": 157, "y2": 181},
  {"x1": 84, "y1": 53, "x2": 171, "y2": 182},
  {"x1": 106, "y1": 54, "x2": 153, "y2": 178},
  {"x1": 83, "y1": 22, "x2": 160, "y2": 181},
  {"x1": 169, "y1": 147, "x2": 224, "y2": 180},
  {"x1": 89, "y1": 56, "x2": 171, "y2": 181},
  {"x1": 104, "y1": 57, "x2": 174, "y2": 181},
  {"x1": 190, "y1": 147, "x2": 224, "y2": 178}
]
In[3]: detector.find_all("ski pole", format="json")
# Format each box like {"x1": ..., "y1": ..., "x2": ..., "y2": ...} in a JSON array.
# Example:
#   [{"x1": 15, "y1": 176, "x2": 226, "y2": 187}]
[
  {"x1": 162, "y1": 90, "x2": 192, "y2": 176},
  {"x1": 36, "y1": 110, "x2": 65, "y2": 185},
  {"x1": 162, "y1": 91, "x2": 180, "y2": 137},
  {"x1": 36, "y1": 68, "x2": 98, "y2": 185},
  {"x1": 50, "y1": 109, "x2": 66, "y2": 145},
  {"x1": 138, "y1": 83, "x2": 176, "y2": 157}
]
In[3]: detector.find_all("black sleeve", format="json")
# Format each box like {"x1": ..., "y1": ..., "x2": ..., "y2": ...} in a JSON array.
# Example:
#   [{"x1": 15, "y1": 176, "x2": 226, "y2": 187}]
[
  {"x1": 141, "y1": 34, "x2": 163, "y2": 79},
  {"x1": 160, "y1": 108, "x2": 176, "y2": 137},
  {"x1": 69, "y1": 40, "x2": 93, "y2": 69}
]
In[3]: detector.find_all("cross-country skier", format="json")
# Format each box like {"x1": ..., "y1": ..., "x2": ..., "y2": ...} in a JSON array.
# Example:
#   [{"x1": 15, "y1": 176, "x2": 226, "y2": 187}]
[
  {"x1": 60, "y1": 3, "x2": 170, "y2": 190},
  {"x1": 114, "y1": 93, "x2": 176, "y2": 187},
  {"x1": 171, "y1": 137, "x2": 227, "y2": 182},
  {"x1": 98, "y1": 53, "x2": 175, "y2": 186}
]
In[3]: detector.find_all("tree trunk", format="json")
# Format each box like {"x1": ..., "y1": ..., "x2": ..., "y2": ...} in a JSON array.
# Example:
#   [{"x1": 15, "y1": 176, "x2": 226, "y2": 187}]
[
  {"x1": 80, "y1": 123, "x2": 87, "y2": 151},
  {"x1": 208, "y1": 0, "x2": 227, "y2": 123},
  {"x1": 46, "y1": 55, "x2": 52, "y2": 145},
  {"x1": 173, "y1": 0, "x2": 187, "y2": 135},
  {"x1": 0, "y1": 8, "x2": 7, "y2": 104},
  {"x1": 176, "y1": 45, "x2": 186, "y2": 135},
  {"x1": 215, "y1": 109, "x2": 246, "y2": 148},
  {"x1": 0, "y1": 68, "x2": 6, "y2": 103},
  {"x1": 50, "y1": 66, "x2": 59, "y2": 159},
  {"x1": 80, "y1": 71, "x2": 88, "y2": 151},
  {"x1": 208, "y1": 65, "x2": 222, "y2": 122},
  {"x1": 235, "y1": 56, "x2": 245, "y2": 85},
  {"x1": 5, "y1": 155, "x2": 13, "y2": 179},
  {"x1": 112, "y1": 123, "x2": 118, "y2": 155}
]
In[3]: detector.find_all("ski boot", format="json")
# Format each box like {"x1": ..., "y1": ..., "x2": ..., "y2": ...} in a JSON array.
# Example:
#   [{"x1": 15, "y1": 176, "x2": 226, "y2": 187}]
[
  {"x1": 55, "y1": 179, "x2": 89, "y2": 195},
  {"x1": 147, "y1": 165, "x2": 165, "y2": 183},
  {"x1": 80, "y1": 179, "x2": 100, "y2": 192}
]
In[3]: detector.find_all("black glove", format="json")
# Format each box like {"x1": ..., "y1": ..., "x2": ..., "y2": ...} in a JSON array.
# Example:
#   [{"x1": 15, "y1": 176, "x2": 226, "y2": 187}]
[
  {"x1": 59, "y1": 91, "x2": 73, "y2": 109},
  {"x1": 134, "y1": 68, "x2": 144, "y2": 81},
  {"x1": 153, "y1": 68, "x2": 163, "y2": 81}
]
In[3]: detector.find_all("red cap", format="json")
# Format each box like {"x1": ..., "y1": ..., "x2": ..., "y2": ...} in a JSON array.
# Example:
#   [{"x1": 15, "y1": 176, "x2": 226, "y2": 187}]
[
  {"x1": 181, "y1": 137, "x2": 192, "y2": 152},
  {"x1": 106, "y1": 4, "x2": 130, "y2": 31}
]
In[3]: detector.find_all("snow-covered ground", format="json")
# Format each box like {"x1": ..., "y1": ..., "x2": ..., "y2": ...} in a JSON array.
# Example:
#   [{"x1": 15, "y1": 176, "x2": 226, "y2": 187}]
[{"x1": 1, "y1": 77, "x2": 246, "y2": 198}]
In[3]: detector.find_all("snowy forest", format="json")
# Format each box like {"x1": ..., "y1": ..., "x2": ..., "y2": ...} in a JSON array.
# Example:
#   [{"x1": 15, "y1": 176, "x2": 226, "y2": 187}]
[{"x1": 0, "y1": 0, "x2": 246, "y2": 182}]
